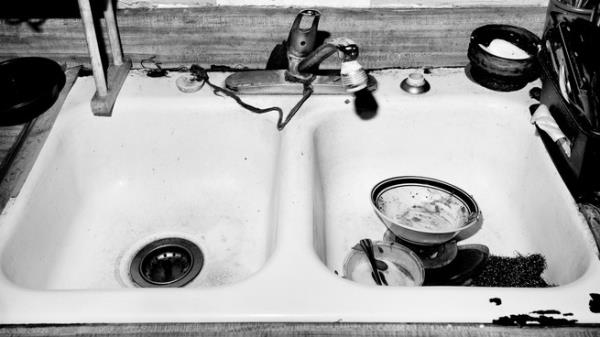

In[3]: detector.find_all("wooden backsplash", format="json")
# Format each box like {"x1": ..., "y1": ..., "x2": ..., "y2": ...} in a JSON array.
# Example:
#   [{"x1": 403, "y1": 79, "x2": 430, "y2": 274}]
[
  {"x1": 117, "y1": 0, "x2": 548, "y2": 8},
  {"x1": 0, "y1": 6, "x2": 545, "y2": 69}
]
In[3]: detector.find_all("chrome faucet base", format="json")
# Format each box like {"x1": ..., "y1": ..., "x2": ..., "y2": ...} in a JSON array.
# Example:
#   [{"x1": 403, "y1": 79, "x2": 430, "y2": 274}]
[{"x1": 225, "y1": 70, "x2": 377, "y2": 95}]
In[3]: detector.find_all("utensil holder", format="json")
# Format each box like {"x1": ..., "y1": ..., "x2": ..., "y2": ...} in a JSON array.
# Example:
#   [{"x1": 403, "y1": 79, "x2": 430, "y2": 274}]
[
  {"x1": 538, "y1": 20, "x2": 600, "y2": 200},
  {"x1": 544, "y1": 0, "x2": 594, "y2": 34}
]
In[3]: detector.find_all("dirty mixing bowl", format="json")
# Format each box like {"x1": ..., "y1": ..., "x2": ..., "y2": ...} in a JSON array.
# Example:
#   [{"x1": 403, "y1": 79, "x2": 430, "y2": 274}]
[
  {"x1": 343, "y1": 241, "x2": 424, "y2": 286},
  {"x1": 371, "y1": 176, "x2": 482, "y2": 246}
]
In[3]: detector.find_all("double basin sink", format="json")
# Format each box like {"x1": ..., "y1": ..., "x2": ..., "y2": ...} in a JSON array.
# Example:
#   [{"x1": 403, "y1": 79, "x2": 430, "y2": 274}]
[{"x1": 0, "y1": 69, "x2": 598, "y2": 324}]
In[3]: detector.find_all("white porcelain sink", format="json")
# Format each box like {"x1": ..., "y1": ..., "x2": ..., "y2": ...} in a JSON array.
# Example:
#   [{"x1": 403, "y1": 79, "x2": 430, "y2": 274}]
[
  {"x1": 0, "y1": 75, "x2": 281, "y2": 290},
  {"x1": 312, "y1": 94, "x2": 591, "y2": 286},
  {"x1": 0, "y1": 69, "x2": 598, "y2": 324}
]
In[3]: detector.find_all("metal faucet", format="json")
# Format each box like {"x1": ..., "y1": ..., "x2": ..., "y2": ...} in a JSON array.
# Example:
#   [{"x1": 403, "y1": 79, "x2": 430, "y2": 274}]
[
  {"x1": 222, "y1": 9, "x2": 378, "y2": 129},
  {"x1": 225, "y1": 9, "x2": 376, "y2": 95}
]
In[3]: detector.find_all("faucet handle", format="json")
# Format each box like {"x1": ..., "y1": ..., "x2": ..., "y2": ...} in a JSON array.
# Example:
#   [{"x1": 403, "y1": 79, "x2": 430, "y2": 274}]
[{"x1": 287, "y1": 9, "x2": 321, "y2": 57}]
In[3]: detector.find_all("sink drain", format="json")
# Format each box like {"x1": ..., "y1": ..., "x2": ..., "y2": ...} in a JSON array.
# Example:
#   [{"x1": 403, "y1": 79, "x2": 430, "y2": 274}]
[{"x1": 130, "y1": 238, "x2": 203, "y2": 287}]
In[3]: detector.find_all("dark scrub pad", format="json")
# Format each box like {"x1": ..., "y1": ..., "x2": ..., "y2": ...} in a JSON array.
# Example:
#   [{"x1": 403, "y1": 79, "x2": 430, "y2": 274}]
[{"x1": 472, "y1": 254, "x2": 551, "y2": 287}]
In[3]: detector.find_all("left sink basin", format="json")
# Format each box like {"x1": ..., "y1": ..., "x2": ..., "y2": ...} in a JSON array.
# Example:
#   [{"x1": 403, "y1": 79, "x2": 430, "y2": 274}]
[{"x1": 0, "y1": 75, "x2": 281, "y2": 290}]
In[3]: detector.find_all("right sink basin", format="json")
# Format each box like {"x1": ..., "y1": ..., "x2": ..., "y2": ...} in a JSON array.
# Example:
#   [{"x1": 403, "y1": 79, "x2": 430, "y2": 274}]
[{"x1": 312, "y1": 91, "x2": 597, "y2": 287}]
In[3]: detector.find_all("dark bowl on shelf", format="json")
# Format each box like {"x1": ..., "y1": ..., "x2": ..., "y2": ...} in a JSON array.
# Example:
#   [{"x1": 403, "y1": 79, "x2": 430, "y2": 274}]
[
  {"x1": 0, "y1": 57, "x2": 66, "y2": 126},
  {"x1": 467, "y1": 24, "x2": 541, "y2": 91}
]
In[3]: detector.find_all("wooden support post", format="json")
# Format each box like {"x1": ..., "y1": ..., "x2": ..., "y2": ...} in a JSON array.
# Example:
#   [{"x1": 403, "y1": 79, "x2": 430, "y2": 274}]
[
  {"x1": 77, "y1": 0, "x2": 131, "y2": 117},
  {"x1": 77, "y1": 0, "x2": 108, "y2": 97},
  {"x1": 103, "y1": 0, "x2": 123, "y2": 66}
]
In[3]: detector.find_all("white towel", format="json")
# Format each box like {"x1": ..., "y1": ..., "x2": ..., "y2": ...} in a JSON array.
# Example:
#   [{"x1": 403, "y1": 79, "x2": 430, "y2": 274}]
[{"x1": 531, "y1": 104, "x2": 571, "y2": 158}]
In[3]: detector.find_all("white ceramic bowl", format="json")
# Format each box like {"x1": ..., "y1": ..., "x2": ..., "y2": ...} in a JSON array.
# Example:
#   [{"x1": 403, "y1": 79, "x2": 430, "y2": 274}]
[{"x1": 371, "y1": 176, "x2": 482, "y2": 246}]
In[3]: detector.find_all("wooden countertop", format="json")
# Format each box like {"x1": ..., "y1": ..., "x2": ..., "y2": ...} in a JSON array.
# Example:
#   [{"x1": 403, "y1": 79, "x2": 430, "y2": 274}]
[
  {"x1": 0, "y1": 67, "x2": 80, "y2": 211},
  {"x1": 0, "y1": 322, "x2": 599, "y2": 336},
  {"x1": 0, "y1": 125, "x2": 28, "y2": 182}
]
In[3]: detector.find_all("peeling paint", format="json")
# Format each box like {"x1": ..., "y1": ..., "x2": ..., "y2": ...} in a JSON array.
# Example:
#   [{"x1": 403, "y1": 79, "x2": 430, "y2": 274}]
[
  {"x1": 530, "y1": 309, "x2": 561, "y2": 315},
  {"x1": 489, "y1": 297, "x2": 501, "y2": 306},
  {"x1": 493, "y1": 311, "x2": 578, "y2": 327},
  {"x1": 591, "y1": 293, "x2": 600, "y2": 313}
]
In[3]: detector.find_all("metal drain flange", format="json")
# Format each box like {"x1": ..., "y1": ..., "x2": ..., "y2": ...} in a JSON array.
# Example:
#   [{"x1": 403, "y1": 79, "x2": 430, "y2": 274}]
[{"x1": 130, "y1": 237, "x2": 203, "y2": 288}]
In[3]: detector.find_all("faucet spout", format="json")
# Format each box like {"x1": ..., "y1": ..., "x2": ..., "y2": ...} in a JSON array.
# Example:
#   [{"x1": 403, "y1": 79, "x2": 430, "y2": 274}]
[
  {"x1": 296, "y1": 40, "x2": 358, "y2": 73},
  {"x1": 291, "y1": 39, "x2": 369, "y2": 94},
  {"x1": 292, "y1": 38, "x2": 378, "y2": 118}
]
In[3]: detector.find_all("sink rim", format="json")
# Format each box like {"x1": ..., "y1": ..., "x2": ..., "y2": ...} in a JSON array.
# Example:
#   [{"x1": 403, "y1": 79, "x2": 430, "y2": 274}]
[{"x1": 0, "y1": 70, "x2": 599, "y2": 324}]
